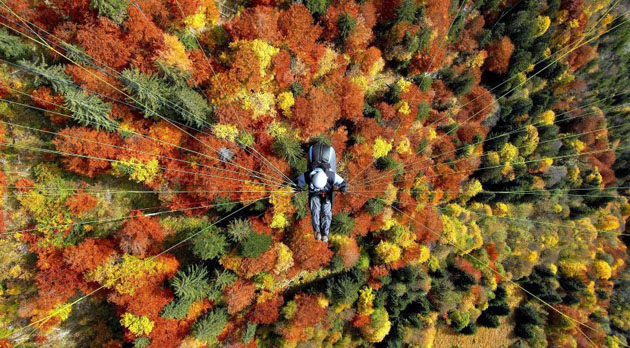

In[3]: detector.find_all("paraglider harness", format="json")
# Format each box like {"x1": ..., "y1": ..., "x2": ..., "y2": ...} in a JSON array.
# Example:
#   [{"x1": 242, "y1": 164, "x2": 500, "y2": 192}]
[{"x1": 304, "y1": 144, "x2": 337, "y2": 203}]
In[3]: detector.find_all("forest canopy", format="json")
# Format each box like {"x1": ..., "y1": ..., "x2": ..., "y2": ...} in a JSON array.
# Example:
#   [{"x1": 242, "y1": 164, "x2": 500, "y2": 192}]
[{"x1": 0, "y1": 0, "x2": 630, "y2": 347}]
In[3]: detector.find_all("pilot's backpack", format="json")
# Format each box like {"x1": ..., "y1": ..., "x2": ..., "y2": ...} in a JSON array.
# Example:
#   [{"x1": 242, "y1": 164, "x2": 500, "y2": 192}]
[
  {"x1": 306, "y1": 144, "x2": 337, "y2": 197},
  {"x1": 308, "y1": 143, "x2": 337, "y2": 172}
]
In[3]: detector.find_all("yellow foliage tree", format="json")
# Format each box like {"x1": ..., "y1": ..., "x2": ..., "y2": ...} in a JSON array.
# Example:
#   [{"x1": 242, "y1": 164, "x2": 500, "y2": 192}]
[
  {"x1": 595, "y1": 213, "x2": 620, "y2": 231},
  {"x1": 439, "y1": 214, "x2": 483, "y2": 254},
  {"x1": 230, "y1": 39, "x2": 279, "y2": 77},
  {"x1": 539, "y1": 110, "x2": 555, "y2": 125},
  {"x1": 277, "y1": 92, "x2": 295, "y2": 116},
  {"x1": 212, "y1": 123, "x2": 240, "y2": 142},
  {"x1": 357, "y1": 287, "x2": 375, "y2": 315},
  {"x1": 273, "y1": 242, "x2": 294, "y2": 274},
  {"x1": 558, "y1": 258, "x2": 587, "y2": 277},
  {"x1": 459, "y1": 179, "x2": 483, "y2": 203},
  {"x1": 360, "y1": 308, "x2": 391, "y2": 343},
  {"x1": 375, "y1": 241, "x2": 401, "y2": 264},
  {"x1": 86, "y1": 254, "x2": 171, "y2": 295},
  {"x1": 373, "y1": 137, "x2": 393, "y2": 159},
  {"x1": 396, "y1": 137, "x2": 412, "y2": 155},
  {"x1": 120, "y1": 312, "x2": 154, "y2": 336},
  {"x1": 519, "y1": 125, "x2": 539, "y2": 156},
  {"x1": 594, "y1": 260, "x2": 612, "y2": 280},
  {"x1": 112, "y1": 158, "x2": 160, "y2": 184},
  {"x1": 159, "y1": 34, "x2": 192, "y2": 73},
  {"x1": 533, "y1": 16, "x2": 551, "y2": 37}
]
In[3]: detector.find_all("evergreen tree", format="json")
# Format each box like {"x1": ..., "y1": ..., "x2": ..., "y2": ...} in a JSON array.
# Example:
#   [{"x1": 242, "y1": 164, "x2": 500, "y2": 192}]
[
  {"x1": 304, "y1": 0, "x2": 330, "y2": 18},
  {"x1": 395, "y1": 0, "x2": 417, "y2": 24},
  {"x1": 192, "y1": 308, "x2": 229, "y2": 343},
  {"x1": 213, "y1": 270, "x2": 238, "y2": 290},
  {"x1": 292, "y1": 191, "x2": 309, "y2": 219},
  {"x1": 242, "y1": 322, "x2": 257, "y2": 344},
  {"x1": 330, "y1": 213, "x2": 355, "y2": 236},
  {"x1": 0, "y1": 28, "x2": 32, "y2": 61},
  {"x1": 20, "y1": 60, "x2": 73, "y2": 94},
  {"x1": 161, "y1": 298, "x2": 193, "y2": 319},
  {"x1": 326, "y1": 275, "x2": 361, "y2": 307},
  {"x1": 171, "y1": 265, "x2": 212, "y2": 302},
  {"x1": 416, "y1": 101, "x2": 431, "y2": 121},
  {"x1": 337, "y1": 13, "x2": 356, "y2": 48},
  {"x1": 439, "y1": 68, "x2": 475, "y2": 96},
  {"x1": 121, "y1": 68, "x2": 170, "y2": 119},
  {"x1": 240, "y1": 232, "x2": 272, "y2": 258},
  {"x1": 365, "y1": 198, "x2": 385, "y2": 216},
  {"x1": 64, "y1": 88, "x2": 118, "y2": 131},
  {"x1": 227, "y1": 219, "x2": 253, "y2": 243},
  {"x1": 272, "y1": 134, "x2": 304, "y2": 169},
  {"x1": 20, "y1": 60, "x2": 118, "y2": 131},
  {"x1": 191, "y1": 228, "x2": 228, "y2": 260},
  {"x1": 90, "y1": 0, "x2": 129, "y2": 24},
  {"x1": 477, "y1": 312, "x2": 501, "y2": 327},
  {"x1": 61, "y1": 43, "x2": 96, "y2": 68},
  {"x1": 133, "y1": 337, "x2": 150, "y2": 348},
  {"x1": 170, "y1": 86, "x2": 212, "y2": 128}
]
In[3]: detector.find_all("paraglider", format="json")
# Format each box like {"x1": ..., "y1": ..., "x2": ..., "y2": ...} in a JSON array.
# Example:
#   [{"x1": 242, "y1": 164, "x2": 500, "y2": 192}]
[{"x1": 294, "y1": 144, "x2": 348, "y2": 242}]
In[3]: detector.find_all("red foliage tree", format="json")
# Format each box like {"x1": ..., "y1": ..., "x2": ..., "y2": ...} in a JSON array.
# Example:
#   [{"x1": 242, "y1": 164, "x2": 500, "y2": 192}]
[
  {"x1": 272, "y1": 50, "x2": 294, "y2": 90},
  {"x1": 331, "y1": 126, "x2": 348, "y2": 157},
  {"x1": 457, "y1": 85, "x2": 495, "y2": 124},
  {"x1": 371, "y1": 0, "x2": 402, "y2": 22},
  {"x1": 454, "y1": 256, "x2": 482, "y2": 282},
  {"x1": 63, "y1": 238, "x2": 117, "y2": 273},
  {"x1": 288, "y1": 294, "x2": 327, "y2": 329},
  {"x1": 65, "y1": 191, "x2": 98, "y2": 215},
  {"x1": 31, "y1": 245, "x2": 87, "y2": 318},
  {"x1": 188, "y1": 49, "x2": 214, "y2": 87},
  {"x1": 110, "y1": 286, "x2": 174, "y2": 321},
  {"x1": 65, "y1": 65, "x2": 121, "y2": 99},
  {"x1": 52, "y1": 127, "x2": 121, "y2": 177},
  {"x1": 288, "y1": 220, "x2": 333, "y2": 271},
  {"x1": 118, "y1": 211, "x2": 165, "y2": 257},
  {"x1": 147, "y1": 317, "x2": 191, "y2": 348},
  {"x1": 339, "y1": 79, "x2": 365, "y2": 121},
  {"x1": 225, "y1": 279, "x2": 257, "y2": 314},
  {"x1": 322, "y1": 0, "x2": 359, "y2": 41},
  {"x1": 368, "y1": 265, "x2": 389, "y2": 289},
  {"x1": 414, "y1": 207, "x2": 443, "y2": 243},
  {"x1": 337, "y1": 237, "x2": 360, "y2": 268},
  {"x1": 30, "y1": 86, "x2": 66, "y2": 124},
  {"x1": 292, "y1": 87, "x2": 340, "y2": 138},
  {"x1": 352, "y1": 212, "x2": 374, "y2": 237},
  {"x1": 279, "y1": 3, "x2": 324, "y2": 77},
  {"x1": 248, "y1": 291, "x2": 284, "y2": 324},
  {"x1": 75, "y1": 17, "x2": 133, "y2": 70},
  {"x1": 484, "y1": 36, "x2": 514, "y2": 74},
  {"x1": 227, "y1": 6, "x2": 282, "y2": 44},
  {"x1": 123, "y1": 5, "x2": 165, "y2": 74},
  {"x1": 168, "y1": 0, "x2": 202, "y2": 19},
  {"x1": 239, "y1": 246, "x2": 277, "y2": 278}
]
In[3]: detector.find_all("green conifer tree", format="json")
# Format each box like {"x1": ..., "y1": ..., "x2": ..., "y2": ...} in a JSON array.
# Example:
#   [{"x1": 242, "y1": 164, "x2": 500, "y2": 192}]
[
  {"x1": 192, "y1": 308, "x2": 229, "y2": 343},
  {"x1": 0, "y1": 29, "x2": 32, "y2": 61},
  {"x1": 191, "y1": 228, "x2": 228, "y2": 260},
  {"x1": 90, "y1": 0, "x2": 130, "y2": 24},
  {"x1": 64, "y1": 89, "x2": 118, "y2": 131},
  {"x1": 171, "y1": 265, "x2": 212, "y2": 302},
  {"x1": 170, "y1": 86, "x2": 212, "y2": 128},
  {"x1": 240, "y1": 232, "x2": 272, "y2": 258}
]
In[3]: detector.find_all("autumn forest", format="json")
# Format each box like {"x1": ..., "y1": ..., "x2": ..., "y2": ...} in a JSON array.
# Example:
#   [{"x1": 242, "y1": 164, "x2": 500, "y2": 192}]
[{"x1": 1, "y1": 0, "x2": 630, "y2": 347}]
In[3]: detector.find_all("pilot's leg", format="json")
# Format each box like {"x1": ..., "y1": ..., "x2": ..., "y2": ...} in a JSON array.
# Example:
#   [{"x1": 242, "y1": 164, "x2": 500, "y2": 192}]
[{"x1": 309, "y1": 194, "x2": 322, "y2": 240}]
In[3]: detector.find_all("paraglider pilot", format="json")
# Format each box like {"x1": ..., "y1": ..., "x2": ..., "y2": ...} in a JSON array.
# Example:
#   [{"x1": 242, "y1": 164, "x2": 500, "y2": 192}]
[{"x1": 294, "y1": 144, "x2": 348, "y2": 242}]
